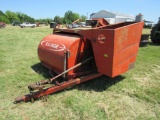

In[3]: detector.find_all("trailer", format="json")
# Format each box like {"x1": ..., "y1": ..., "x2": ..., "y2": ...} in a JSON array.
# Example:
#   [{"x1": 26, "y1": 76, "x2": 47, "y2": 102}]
[
  {"x1": 14, "y1": 19, "x2": 144, "y2": 103},
  {"x1": 0, "y1": 22, "x2": 6, "y2": 28}
]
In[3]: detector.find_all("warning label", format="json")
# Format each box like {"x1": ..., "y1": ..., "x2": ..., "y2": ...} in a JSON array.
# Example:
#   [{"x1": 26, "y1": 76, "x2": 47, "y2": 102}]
[{"x1": 98, "y1": 34, "x2": 106, "y2": 44}]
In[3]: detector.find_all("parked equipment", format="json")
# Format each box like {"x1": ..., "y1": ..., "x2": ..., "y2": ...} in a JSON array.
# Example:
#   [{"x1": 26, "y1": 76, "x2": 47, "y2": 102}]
[
  {"x1": 0, "y1": 22, "x2": 6, "y2": 28},
  {"x1": 66, "y1": 18, "x2": 82, "y2": 28},
  {"x1": 14, "y1": 18, "x2": 144, "y2": 103},
  {"x1": 91, "y1": 18, "x2": 109, "y2": 28},
  {"x1": 19, "y1": 22, "x2": 36, "y2": 28},
  {"x1": 72, "y1": 18, "x2": 82, "y2": 24},
  {"x1": 150, "y1": 19, "x2": 160, "y2": 44},
  {"x1": 139, "y1": 34, "x2": 150, "y2": 47}
]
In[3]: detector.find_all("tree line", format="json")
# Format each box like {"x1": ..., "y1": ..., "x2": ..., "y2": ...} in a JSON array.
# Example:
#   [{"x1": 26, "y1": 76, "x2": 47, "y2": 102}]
[{"x1": 0, "y1": 10, "x2": 87, "y2": 24}]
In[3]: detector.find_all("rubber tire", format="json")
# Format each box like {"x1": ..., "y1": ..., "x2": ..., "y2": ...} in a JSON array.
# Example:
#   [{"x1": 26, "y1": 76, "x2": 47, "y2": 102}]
[{"x1": 150, "y1": 23, "x2": 160, "y2": 44}]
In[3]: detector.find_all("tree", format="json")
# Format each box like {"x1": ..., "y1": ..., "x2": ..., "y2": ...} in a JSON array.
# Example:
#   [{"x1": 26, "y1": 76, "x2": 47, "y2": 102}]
[
  {"x1": 0, "y1": 10, "x2": 10, "y2": 23},
  {"x1": 0, "y1": 15, "x2": 10, "y2": 23},
  {"x1": 158, "y1": 17, "x2": 160, "y2": 23},
  {"x1": 0, "y1": 10, "x2": 87, "y2": 24},
  {"x1": 5, "y1": 10, "x2": 19, "y2": 23},
  {"x1": 35, "y1": 18, "x2": 53, "y2": 24},
  {"x1": 81, "y1": 15, "x2": 87, "y2": 22},
  {"x1": 20, "y1": 14, "x2": 35, "y2": 23},
  {"x1": 62, "y1": 17, "x2": 67, "y2": 24},
  {"x1": 54, "y1": 16, "x2": 62, "y2": 24},
  {"x1": 16, "y1": 12, "x2": 26, "y2": 22},
  {"x1": 0, "y1": 10, "x2": 5, "y2": 16},
  {"x1": 73, "y1": 13, "x2": 80, "y2": 21},
  {"x1": 64, "y1": 10, "x2": 74, "y2": 24}
]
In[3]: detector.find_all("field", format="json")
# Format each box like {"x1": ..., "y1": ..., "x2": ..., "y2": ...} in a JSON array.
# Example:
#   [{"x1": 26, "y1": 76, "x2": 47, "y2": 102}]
[{"x1": 0, "y1": 25, "x2": 160, "y2": 120}]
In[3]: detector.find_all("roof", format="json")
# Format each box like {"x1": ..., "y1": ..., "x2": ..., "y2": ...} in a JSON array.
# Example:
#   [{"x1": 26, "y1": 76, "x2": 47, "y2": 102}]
[
  {"x1": 109, "y1": 11, "x2": 134, "y2": 17},
  {"x1": 144, "y1": 20, "x2": 154, "y2": 23},
  {"x1": 91, "y1": 10, "x2": 135, "y2": 19}
]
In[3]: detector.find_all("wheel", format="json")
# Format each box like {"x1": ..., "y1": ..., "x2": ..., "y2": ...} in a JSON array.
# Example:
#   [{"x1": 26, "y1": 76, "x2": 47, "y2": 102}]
[
  {"x1": 150, "y1": 23, "x2": 160, "y2": 44},
  {"x1": 32, "y1": 25, "x2": 35, "y2": 28}
]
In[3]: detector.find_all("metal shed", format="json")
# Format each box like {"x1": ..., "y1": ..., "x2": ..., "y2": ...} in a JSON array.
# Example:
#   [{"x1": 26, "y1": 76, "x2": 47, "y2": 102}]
[{"x1": 90, "y1": 10, "x2": 135, "y2": 24}]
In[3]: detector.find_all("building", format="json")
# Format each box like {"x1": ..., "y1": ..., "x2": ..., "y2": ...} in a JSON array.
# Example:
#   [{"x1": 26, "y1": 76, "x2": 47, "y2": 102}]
[{"x1": 90, "y1": 10, "x2": 135, "y2": 24}]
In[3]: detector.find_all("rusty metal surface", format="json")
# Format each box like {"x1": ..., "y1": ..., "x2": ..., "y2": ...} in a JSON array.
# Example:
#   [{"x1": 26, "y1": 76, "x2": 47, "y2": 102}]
[
  {"x1": 38, "y1": 33, "x2": 94, "y2": 79},
  {"x1": 0, "y1": 22, "x2": 6, "y2": 28},
  {"x1": 27, "y1": 57, "x2": 94, "y2": 93},
  {"x1": 14, "y1": 21, "x2": 144, "y2": 103},
  {"x1": 97, "y1": 22, "x2": 143, "y2": 77},
  {"x1": 14, "y1": 73, "x2": 102, "y2": 103},
  {"x1": 78, "y1": 22, "x2": 144, "y2": 77},
  {"x1": 91, "y1": 18, "x2": 109, "y2": 28},
  {"x1": 39, "y1": 21, "x2": 144, "y2": 78}
]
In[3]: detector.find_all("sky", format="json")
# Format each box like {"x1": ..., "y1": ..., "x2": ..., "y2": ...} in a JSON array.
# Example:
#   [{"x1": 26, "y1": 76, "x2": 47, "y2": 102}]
[{"x1": 1, "y1": 0, "x2": 160, "y2": 23}]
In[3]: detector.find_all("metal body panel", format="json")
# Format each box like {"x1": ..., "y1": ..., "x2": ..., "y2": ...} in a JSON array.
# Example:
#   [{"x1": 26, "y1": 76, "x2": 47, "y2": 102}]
[
  {"x1": 14, "y1": 21, "x2": 144, "y2": 103},
  {"x1": 91, "y1": 22, "x2": 144, "y2": 77},
  {"x1": 38, "y1": 33, "x2": 93, "y2": 79},
  {"x1": 38, "y1": 22, "x2": 144, "y2": 78}
]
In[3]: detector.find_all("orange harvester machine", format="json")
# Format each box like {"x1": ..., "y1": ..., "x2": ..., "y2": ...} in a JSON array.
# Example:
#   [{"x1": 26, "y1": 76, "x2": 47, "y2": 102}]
[{"x1": 14, "y1": 20, "x2": 144, "y2": 103}]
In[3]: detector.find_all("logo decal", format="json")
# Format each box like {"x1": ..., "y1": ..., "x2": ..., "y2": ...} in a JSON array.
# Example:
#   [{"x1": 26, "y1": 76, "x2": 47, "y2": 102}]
[
  {"x1": 98, "y1": 34, "x2": 106, "y2": 44},
  {"x1": 41, "y1": 41, "x2": 66, "y2": 51}
]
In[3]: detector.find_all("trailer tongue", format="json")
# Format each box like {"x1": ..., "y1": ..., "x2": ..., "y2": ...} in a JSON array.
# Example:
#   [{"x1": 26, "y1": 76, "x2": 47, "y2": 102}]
[{"x1": 14, "y1": 19, "x2": 144, "y2": 103}]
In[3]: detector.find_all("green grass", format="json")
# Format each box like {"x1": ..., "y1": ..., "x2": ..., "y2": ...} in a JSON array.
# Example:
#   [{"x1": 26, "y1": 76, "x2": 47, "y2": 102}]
[{"x1": 0, "y1": 26, "x2": 160, "y2": 120}]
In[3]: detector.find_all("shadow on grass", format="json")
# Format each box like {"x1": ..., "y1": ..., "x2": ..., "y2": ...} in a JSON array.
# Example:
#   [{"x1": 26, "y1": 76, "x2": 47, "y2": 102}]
[
  {"x1": 31, "y1": 62, "x2": 51, "y2": 78},
  {"x1": 31, "y1": 63, "x2": 125, "y2": 93},
  {"x1": 148, "y1": 41, "x2": 160, "y2": 46},
  {"x1": 49, "y1": 75, "x2": 125, "y2": 98},
  {"x1": 75, "y1": 75, "x2": 125, "y2": 92}
]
